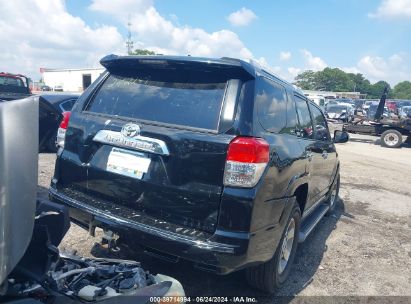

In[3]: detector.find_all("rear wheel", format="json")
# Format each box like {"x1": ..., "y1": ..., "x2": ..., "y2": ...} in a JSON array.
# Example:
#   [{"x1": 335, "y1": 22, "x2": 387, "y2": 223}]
[
  {"x1": 381, "y1": 129, "x2": 402, "y2": 148},
  {"x1": 326, "y1": 173, "x2": 340, "y2": 215},
  {"x1": 246, "y1": 202, "x2": 301, "y2": 294}
]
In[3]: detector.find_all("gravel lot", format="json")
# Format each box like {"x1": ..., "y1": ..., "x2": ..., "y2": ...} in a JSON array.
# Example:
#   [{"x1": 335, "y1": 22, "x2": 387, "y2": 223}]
[{"x1": 37, "y1": 132, "x2": 411, "y2": 301}]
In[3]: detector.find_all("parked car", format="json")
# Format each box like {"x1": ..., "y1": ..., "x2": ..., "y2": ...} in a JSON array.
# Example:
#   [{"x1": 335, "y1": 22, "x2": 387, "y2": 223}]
[
  {"x1": 385, "y1": 100, "x2": 397, "y2": 113},
  {"x1": 334, "y1": 98, "x2": 354, "y2": 106},
  {"x1": 0, "y1": 72, "x2": 31, "y2": 101},
  {"x1": 354, "y1": 99, "x2": 366, "y2": 111},
  {"x1": 398, "y1": 106, "x2": 411, "y2": 119},
  {"x1": 54, "y1": 85, "x2": 64, "y2": 92},
  {"x1": 38, "y1": 93, "x2": 79, "y2": 152},
  {"x1": 397, "y1": 100, "x2": 411, "y2": 109},
  {"x1": 325, "y1": 99, "x2": 339, "y2": 107},
  {"x1": 325, "y1": 103, "x2": 354, "y2": 122},
  {"x1": 366, "y1": 104, "x2": 389, "y2": 120},
  {"x1": 41, "y1": 85, "x2": 52, "y2": 91},
  {"x1": 310, "y1": 96, "x2": 326, "y2": 109},
  {"x1": 0, "y1": 97, "x2": 185, "y2": 303},
  {"x1": 362, "y1": 100, "x2": 378, "y2": 112},
  {"x1": 49, "y1": 55, "x2": 349, "y2": 293}
]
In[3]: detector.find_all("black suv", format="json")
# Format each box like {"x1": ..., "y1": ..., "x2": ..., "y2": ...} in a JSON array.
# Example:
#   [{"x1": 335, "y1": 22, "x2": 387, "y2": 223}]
[{"x1": 50, "y1": 55, "x2": 349, "y2": 293}]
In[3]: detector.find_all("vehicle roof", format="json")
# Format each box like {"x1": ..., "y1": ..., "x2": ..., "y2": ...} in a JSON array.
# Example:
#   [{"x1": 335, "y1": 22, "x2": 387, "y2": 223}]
[
  {"x1": 328, "y1": 103, "x2": 352, "y2": 107},
  {"x1": 100, "y1": 54, "x2": 298, "y2": 93},
  {"x1": 0, "y1": 72, "x2": 28, "y2": 78}
]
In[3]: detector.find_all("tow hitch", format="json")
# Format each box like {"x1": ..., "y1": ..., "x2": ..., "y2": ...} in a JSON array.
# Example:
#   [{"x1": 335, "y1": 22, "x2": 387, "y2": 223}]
[
  {"x1": 88, "y1": 218, "x2": 120, "y2": 252},
  {"x1": 101, "y1": 229, "x2": 121, "y2": 252}
]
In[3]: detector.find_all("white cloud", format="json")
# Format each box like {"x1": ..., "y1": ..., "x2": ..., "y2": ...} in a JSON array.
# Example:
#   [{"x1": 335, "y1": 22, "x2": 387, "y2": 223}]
[
  {"x1": 355, "y1": 54, "x2": 410, "y2": 84},
  {"x1": 301, "y1": 49, "x2": 327, "y2": 71},
  {"x1": 89, "y1": 0, "x2": 153, "y2": 19},
  {"x1": 288, "y1": 67, "x2": 302, "y2": 78},
  {"x1": 90, "y1": 0, "x2": 253, "y2": 59},
  {"x1": 279, "y1": 51, "x2": 291, "y2": 61},
  {"x1": 0, "y1": 0, "x2": 124, "y2": 80},
  {"x1": 227, "y1": 7, "x2": 257, "y2": 27},
  {"x1": 369, "y1": 0, "x2": 411, "y2": 19}
]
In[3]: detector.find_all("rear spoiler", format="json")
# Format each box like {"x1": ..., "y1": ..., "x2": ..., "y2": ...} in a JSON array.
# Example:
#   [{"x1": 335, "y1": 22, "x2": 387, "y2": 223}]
[{"x1": 99, "y1": 54, "x2": 255, "y2": 81}]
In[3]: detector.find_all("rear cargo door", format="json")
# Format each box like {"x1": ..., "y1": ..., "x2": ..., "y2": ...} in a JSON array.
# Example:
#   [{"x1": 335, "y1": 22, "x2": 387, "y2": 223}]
[{"x1": 60, "y1": 60, "x2": 251, "y2": 233}]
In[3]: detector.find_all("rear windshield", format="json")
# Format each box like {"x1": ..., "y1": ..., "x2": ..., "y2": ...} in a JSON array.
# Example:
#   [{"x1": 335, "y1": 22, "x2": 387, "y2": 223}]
[
  {"x1": 327, "y1": 105, "x2": 347, "y2": 112},
  {"x1": 0, "y1": 76, "x2": 25, "y2": 87},
  {"x1": 86, "y1": 74, "x2": 227, "y2": 130}
]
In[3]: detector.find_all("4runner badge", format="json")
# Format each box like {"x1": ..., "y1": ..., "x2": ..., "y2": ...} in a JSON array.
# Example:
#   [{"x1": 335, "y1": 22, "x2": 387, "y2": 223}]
[{"x1": 121, "y1": 123, "x2": 140, "y2": 138}]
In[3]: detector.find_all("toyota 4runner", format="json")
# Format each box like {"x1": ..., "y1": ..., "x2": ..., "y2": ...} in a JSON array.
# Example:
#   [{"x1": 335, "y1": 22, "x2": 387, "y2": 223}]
[{"x1": 49, "y1": 55, "x2": 349, "y2": 293}]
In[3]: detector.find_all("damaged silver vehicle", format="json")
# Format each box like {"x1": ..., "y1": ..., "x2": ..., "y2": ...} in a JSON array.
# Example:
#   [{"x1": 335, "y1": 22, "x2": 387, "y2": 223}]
[{"x1": 0, "y1": 97, "x2": 184, "y2": 303}]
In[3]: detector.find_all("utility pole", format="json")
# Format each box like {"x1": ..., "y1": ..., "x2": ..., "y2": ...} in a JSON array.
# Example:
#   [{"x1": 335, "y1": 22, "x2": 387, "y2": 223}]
[{"x1": 126, "y1": 16, "x2": 134, "y2": 55}]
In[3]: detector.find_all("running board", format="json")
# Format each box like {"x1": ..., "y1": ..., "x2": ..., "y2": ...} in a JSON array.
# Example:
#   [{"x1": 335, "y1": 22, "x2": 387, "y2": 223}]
[{"x1": 298, "y1": 204, "x2": 329, "y2": 243}]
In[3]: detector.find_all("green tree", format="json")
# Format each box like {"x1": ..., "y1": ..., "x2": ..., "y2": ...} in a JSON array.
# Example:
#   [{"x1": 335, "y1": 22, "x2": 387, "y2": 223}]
[
  {"x1": 368, "y1": 81, "x2": 391, "y2": 99},
  {"x1": 293, "y1": 68, "x2": 398, "y2": 98},
  {"x1": 392, "y1": 81, "x2": 411, "y2": 99},
  {"x1": 315, "y1": 68, "x2": 352, "y2": 91},
  {"x1": 130, "y1": 49, "x2": 156, "y2": 55},
  {"x1": 294, "y1": 70, "x2": 317, "y2": 90},
  {"x1": 346, "y1": 73, "x2": 371, "y2": 94}
]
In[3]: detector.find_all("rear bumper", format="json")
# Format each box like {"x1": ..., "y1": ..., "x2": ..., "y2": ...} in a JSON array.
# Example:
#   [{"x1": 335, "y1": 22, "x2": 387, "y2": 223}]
[{"x1": 49, "y1": 186, "x2": 279, "y2": 274}]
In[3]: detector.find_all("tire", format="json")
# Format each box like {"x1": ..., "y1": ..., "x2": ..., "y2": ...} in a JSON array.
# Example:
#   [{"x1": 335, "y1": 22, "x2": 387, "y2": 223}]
[
  {"x1": 326, "y1": 173, "x2": 340, "y2": 215},
  {"x1": 246, "y1": 202, "x2": 301, "y2": 294},
  {"x1": 380, "y1": 129, "x2": 402, "y2": 148}
]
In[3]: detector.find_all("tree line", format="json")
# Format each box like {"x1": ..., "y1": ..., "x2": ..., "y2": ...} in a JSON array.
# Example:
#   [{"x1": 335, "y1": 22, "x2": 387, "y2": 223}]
[{"x1": 294, "y1": 68, "x2": 411, "y2": 99}]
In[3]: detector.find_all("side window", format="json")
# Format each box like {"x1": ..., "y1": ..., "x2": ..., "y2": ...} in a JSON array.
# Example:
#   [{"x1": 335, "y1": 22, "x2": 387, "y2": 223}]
[
  {"x1": 285, "y1": 92, "x2": 299, "y2": 135},
  {"x1": 256, "y1": 78, "x2": 287, "y2": 133},
  {"x1": 294, "y1": 96, "x2": 314, "y2": 139},
  {"x1": 309, "y1": 103, "x2": 331, "y2": 141}
]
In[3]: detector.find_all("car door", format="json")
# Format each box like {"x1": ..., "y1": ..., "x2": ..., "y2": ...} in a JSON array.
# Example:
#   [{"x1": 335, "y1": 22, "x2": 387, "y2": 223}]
[
  {"x1": 38, "y1": 96, "x2": 62, "y2": 150},
  {"x1": 294, "y1": 95, "x2": 323, "y2": 210},
  {"x1": 308, "y1": 102, "x2": 337, "y2": 195}
]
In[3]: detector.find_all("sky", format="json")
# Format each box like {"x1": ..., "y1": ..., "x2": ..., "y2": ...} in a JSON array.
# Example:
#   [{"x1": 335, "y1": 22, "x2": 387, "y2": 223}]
[{"x1": 1, "y1": 0, "x2": 410, "y2": 86}]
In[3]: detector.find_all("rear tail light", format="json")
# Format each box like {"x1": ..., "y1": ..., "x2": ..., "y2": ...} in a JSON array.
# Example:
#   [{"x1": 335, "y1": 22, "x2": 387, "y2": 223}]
[
  {"x1": 56, "y1": 111, "x2": 71, "y2": 148},
  {"x1": 223, "y1": 137, "x2": 269, "y2": 188}
]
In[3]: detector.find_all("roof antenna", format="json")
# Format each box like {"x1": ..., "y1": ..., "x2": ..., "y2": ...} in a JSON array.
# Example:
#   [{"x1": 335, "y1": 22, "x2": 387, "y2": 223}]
[{"x1": 126, "y1": 14, "x2": 134, "y2": 55}]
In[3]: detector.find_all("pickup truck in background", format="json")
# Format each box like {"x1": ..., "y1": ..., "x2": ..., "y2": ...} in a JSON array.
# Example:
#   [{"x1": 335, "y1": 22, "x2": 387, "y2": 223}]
[{"x1": 0, "y1": 72, "x2": 32, "y2": 101}]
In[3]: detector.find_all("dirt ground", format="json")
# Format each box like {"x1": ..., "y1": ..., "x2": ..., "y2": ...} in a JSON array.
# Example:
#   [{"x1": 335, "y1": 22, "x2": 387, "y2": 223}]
[{"x1": 37, "y1": 132, "x2": 411, "y2": 302}]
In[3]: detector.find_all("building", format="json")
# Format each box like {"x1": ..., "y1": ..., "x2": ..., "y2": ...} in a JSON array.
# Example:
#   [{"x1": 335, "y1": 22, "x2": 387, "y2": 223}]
[{"x1": 41, "y1": 67, "x2": 105, "y2": 92}]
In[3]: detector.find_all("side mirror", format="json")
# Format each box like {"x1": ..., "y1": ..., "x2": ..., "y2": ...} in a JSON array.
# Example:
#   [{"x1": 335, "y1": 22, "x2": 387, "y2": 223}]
[{"x1": 333, "y1": 130, "x2": 349, "y2": 143}]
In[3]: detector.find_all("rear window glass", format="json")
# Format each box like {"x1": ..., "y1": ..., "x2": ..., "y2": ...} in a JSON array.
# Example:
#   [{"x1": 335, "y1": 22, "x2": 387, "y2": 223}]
[
  {"x1": 61, "y1": 99, "x2": 77, "y2": 111},
  {"x1": 0, "y1": 76, "x2": 24, "y2": 87},
  {"x1": 86, "y1": 74, "x2": 227, "y2": 130}
]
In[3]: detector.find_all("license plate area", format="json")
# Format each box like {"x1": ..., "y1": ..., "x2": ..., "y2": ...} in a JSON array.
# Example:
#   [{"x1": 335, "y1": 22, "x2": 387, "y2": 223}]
[{"x1": 106, "y1": 147, "x2": 151, "y2": 179}]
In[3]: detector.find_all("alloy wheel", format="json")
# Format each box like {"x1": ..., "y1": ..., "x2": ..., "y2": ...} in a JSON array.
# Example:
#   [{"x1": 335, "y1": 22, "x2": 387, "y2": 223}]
[{"x1": 278, "y1": 218, "x2": 296, "y2": 274}]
